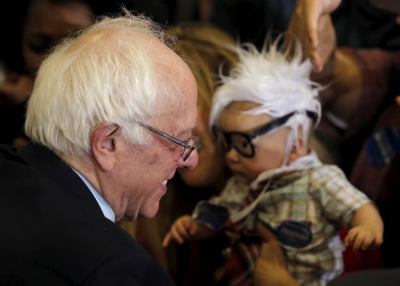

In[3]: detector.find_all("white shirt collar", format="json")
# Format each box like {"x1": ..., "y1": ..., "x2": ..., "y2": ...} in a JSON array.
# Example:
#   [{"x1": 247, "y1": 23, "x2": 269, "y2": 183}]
[{"x1": 73, "y1": 169, "x2": 116, "y2": 222}]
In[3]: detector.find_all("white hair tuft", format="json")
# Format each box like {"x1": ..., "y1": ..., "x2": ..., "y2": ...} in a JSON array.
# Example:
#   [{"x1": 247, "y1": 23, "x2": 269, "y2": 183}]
[{"x1": 209, "y1": 37, "x2": 322, "y2": 144}]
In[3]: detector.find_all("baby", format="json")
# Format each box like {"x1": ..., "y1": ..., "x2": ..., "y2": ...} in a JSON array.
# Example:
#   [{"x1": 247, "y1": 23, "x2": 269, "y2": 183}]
[{"x1": 163, "y1": 41, "x2": 383, "y2": 286}]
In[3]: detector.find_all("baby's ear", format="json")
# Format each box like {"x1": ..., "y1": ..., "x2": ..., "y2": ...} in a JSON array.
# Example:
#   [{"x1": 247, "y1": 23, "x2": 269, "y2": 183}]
[{"x1": 289, "y1": 132, "x2": 308, "y2": 163}]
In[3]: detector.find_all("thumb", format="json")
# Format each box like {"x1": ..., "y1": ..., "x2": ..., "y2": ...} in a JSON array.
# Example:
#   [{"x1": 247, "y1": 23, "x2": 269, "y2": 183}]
[
  {"x1": 256, "y1": 223, "x2": 287, "y2": 266},
  {"x1": 256, "y1": 222, "x2": 277, "y2": 243}
]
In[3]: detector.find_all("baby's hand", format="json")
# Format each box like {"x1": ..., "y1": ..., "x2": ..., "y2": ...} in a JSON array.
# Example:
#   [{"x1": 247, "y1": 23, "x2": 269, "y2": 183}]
[
  {"x1": 162, "y1": 215, "x2": 199, "y2": 247},
  {"x1": 344, "y1": 226, "x2": 383, "y2": 251}
]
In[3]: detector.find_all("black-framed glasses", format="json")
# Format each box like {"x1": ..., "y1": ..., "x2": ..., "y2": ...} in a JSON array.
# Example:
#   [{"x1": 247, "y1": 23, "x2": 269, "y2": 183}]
[
  {"x1": 135, "y1": 121, "x2": 200, "y2": 161},
  {"x1": 212, "y1": 111, "x2": 318, "y2": 158}
]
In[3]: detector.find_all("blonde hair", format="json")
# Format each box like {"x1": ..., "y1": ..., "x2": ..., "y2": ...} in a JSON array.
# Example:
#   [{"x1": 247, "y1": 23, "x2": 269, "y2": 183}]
[
  {"x1": 25, "y1": 13, "x2": 182, "y2": 156},
  {"x1": 168, "y1": 23, "x2": 238, "y2": 109}
]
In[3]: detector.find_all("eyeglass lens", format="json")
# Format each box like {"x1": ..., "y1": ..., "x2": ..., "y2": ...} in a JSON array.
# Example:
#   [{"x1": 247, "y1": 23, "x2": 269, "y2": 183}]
[
  {"x1": 213, "y1": 127, "x2": 255, "y2": 157},
  {"x1": 230, "y1": 134, "x2": 254, "y2": 156}
]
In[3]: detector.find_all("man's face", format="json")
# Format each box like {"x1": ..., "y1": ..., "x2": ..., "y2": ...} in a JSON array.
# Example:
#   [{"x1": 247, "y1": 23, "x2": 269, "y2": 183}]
[{"x1": 116, "y1": 66, "x2": 198, "y2": 220}]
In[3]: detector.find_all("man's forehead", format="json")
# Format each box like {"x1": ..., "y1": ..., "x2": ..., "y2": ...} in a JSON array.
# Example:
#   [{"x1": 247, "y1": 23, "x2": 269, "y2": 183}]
[{"x1": 154, "y1": 104, "x2": 196, "y2": 137}]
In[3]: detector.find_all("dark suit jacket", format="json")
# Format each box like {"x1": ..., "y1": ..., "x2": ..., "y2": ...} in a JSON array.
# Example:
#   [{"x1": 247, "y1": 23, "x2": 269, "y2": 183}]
[{"x1": 0, "y1": 143, "x2": 176, "y2": 286}]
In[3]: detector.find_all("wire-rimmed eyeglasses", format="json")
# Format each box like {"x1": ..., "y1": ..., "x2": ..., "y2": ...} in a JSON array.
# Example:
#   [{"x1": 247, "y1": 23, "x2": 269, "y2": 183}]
[{"x1": 134, "y1": 121, "x2": 200, "y2": 161}]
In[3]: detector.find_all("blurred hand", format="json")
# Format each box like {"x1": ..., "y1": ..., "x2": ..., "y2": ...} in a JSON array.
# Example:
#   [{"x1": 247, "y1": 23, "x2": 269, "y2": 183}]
[
  {"x1": 254, "y1": 223, "x2": 299, "y2": 286},
  {"x1": 344, "y1": 226, "x2": 383, "y2": 251},
  {"x1": 162, "y1": 215, "x2": 199, "y2": 247},
  {"x1": 294, "y1": 0, "x2": 341, "y2": 72}
]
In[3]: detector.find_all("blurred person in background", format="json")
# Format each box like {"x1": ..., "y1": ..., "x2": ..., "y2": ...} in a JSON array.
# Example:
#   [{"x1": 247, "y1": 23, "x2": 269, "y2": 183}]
[
  {"x1": 119, "y1": 23, "x2": 238, "y2": 286},
  {"x1": 0, "y1": 0, "x2": 172, "y2": 147}
]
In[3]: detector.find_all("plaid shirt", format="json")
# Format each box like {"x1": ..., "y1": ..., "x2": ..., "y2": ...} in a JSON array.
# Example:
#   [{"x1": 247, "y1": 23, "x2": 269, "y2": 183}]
[{"x1": 198, "y1": 158, "x2": 370, "y2": 286}]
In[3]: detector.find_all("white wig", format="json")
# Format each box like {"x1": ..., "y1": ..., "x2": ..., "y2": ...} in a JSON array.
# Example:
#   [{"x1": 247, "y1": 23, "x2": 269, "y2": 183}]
[
  {"x1": 209, "y1": 38, "x2": 321, "y2": 152},
  {"x1": 25, "y1": 13, "x2": 182, "y2": 156}
]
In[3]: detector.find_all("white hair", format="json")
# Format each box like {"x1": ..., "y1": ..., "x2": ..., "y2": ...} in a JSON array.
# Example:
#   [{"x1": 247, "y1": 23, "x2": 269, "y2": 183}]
[
  {"x1": 25, "y1": 13, "x2": 182, "y2": 156},
  {"x1": 209, "y1": 38, "x2": 321, "y2": 152}
]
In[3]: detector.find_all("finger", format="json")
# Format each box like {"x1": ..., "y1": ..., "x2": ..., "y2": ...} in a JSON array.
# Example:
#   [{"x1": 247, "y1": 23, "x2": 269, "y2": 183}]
[
  {"x1": 312, "y1": 55, "x2": 323, "y2": 73},
  {"x1": 303, "y1": 5, "x2": 324, "y2": 71},
  {"x1": 365, "y1": 232, "x2": 383, "y2": 249},
  {"x1": 170, "y1": 226, "x2": 185, "y2": 244},
  {"x1": 256, "y1": 223, "x2": 277, "y2": 242},
  {"x1": 181, "y1": 216, "x2": 198, "y2": 236},
  {"x1": 374, "y1": 233, "x2": 383, "y2": 246},
  {"x1": 304, "y1": 1, "x2": 320, "y2": 52},
  {"x1": 256, "y1": 223, "x2": 287, "y2": 266},
  {"x1": 359, "y1": 234, "x2": 374, "y2": 250},
  {"x1": 175, "y1": 220, "x2": 191, "y2": 238},
  {"x1": 368, "y1": 236, "x2": 383, "y2": 250},
  {"x1": 162, "y1": 232, "x2": 172, "y2": 248},
  {"x1": 344, "y1": 230, "x2": 357, "y2": 248},
  {"x1": 351, "y1": 232, "x2": 366, "y2": 250}
]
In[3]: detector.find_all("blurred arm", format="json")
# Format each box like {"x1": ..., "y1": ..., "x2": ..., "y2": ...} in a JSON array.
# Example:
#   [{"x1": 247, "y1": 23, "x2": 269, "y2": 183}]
[
  {"x1": 287, "y1": 0, "x2": 363, "y2": 140},
  {"x1": 254, "y1": 223, "x2": 300, "y2": 286}
]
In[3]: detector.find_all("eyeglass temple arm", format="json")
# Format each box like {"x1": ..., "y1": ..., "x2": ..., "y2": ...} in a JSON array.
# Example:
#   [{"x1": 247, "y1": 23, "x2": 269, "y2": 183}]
[
  {"x1": 135, "y1": 120, "x2": 188, "y2": 148},
  {"x1": 250, "y1": 110, "x2": 319, "y2": 138}
]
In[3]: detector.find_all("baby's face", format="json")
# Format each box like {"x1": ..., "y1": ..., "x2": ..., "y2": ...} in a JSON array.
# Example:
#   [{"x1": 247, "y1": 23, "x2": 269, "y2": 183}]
[{"x1": 217, "y1": 101, "x2": 290, "y2": 183}]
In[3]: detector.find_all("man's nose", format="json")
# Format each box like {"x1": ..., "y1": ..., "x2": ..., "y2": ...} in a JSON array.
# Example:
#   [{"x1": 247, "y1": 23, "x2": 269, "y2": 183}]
[{"x1": 179, "y1": 149, "x2": 199, "y2": 170}]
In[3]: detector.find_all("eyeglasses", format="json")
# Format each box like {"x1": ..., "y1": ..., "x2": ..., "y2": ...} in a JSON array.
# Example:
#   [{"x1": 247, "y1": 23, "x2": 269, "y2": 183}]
[
  {"x1": 135, "y1": 121, "x2": 200, "y2": 161},
  {"x1": 212, "y1": 111, "x2": 318, "y2": 158}
]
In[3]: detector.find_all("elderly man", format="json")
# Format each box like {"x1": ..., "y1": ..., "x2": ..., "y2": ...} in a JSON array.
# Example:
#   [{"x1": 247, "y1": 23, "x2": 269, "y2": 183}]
[{"x1": 0, "y1": 14, "x2": 198, "y2": 285}]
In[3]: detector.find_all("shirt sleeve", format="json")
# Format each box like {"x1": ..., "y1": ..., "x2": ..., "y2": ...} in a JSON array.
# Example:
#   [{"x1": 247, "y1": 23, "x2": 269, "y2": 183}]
[{"x1": 310, "y1": 165, "x2": 370, "y2": 227}]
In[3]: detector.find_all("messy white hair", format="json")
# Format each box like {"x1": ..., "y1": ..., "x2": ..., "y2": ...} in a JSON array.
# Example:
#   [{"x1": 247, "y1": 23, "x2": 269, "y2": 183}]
[
  {"x1": 25, "y1": 13, "x2": 181, "y2": 156},
  {"x1": 209, "y1": 37, "x2": 321, "y2": 150}
]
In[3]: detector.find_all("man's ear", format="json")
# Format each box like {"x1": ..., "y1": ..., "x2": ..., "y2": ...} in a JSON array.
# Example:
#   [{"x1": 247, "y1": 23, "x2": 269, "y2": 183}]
[{"x1": 90, "y1": 124, "x2": 119, "y2": 172}]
